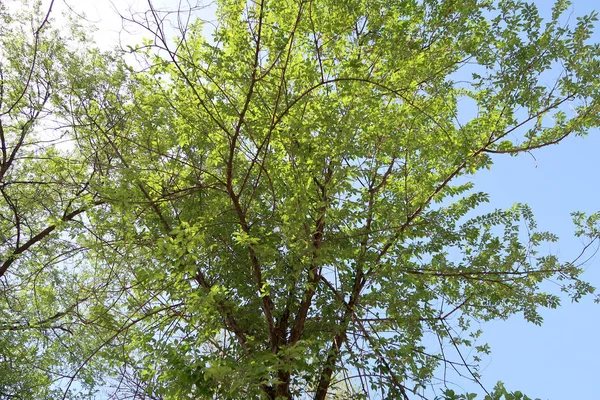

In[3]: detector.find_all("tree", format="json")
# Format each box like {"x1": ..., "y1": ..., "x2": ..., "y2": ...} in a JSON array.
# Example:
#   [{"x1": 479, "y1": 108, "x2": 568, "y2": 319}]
[
  {"x1": 1, "y1": 0, "x2": 600, "y2": 399},
  {"x1": 0, "y1": 1, "x2": 126, "y2": 398}
]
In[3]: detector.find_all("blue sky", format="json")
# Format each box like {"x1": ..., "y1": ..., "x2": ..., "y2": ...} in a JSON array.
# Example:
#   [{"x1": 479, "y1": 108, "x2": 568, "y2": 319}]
[
  {"x1": 466, "y1": 131, "x2": 600, "y2": 399},
  {"x1": 50, "y1": 0, "x2": 600, "y2": 398},
  {"x1": 462, "y1": 1, "x2": 600, "y2": 398}
]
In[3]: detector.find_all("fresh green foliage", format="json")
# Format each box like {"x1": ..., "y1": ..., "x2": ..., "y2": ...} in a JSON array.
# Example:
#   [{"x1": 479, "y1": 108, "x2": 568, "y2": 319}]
[{"x1": 1, "y1": 0, "x2": 600, "y2": 399}]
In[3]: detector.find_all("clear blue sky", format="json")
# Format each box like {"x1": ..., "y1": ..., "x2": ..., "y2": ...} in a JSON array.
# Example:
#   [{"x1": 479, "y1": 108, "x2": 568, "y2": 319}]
[
  {"x1": 462, "y1": 1, "x2": 600, "y2": 398},
  {"x1": 467, "y1": 132, "x2": 600, "y2": 400}
]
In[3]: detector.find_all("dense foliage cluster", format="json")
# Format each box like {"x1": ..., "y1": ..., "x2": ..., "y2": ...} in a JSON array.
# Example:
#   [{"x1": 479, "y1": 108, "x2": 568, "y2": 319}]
[{"x1": 1, "y1": 0, "x2": 599, "y2": 398}]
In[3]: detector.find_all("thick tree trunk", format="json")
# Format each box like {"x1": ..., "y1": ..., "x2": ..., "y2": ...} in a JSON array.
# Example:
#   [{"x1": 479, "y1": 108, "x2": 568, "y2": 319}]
[
  {"x1": 274, "y1": 371, "x2": 291, "y2": 399},
  {"x1": 314, "y1": 333, "x2": 344, "y2": 400}
]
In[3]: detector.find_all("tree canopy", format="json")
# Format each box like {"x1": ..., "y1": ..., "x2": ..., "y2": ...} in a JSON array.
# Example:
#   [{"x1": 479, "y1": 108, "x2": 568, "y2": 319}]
[{"x1": 1, "y1": 0, "x2": 599, "y2": 399}]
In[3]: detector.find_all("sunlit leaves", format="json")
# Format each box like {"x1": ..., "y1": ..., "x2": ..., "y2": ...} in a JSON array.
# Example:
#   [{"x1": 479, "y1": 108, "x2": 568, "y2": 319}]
[{"x1": 1, "y1": 0, "x2": 600, "y2": 399}]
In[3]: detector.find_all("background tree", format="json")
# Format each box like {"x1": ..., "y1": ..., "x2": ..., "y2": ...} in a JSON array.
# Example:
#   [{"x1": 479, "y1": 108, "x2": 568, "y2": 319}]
[{"x1": 0, "y1": 1, "x2": 129, "y2": 398}]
